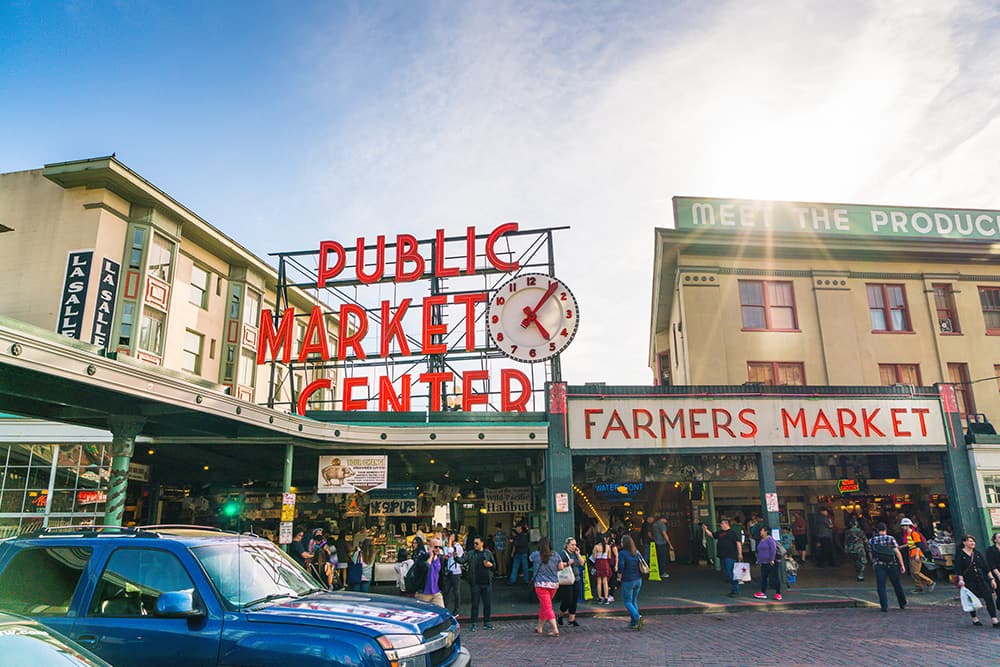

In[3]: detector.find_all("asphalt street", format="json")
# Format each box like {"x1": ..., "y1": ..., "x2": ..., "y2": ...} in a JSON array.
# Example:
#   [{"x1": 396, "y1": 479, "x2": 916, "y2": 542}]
[{"x1": 461, "y1": 605, "x2": 1000, "y2": 666}]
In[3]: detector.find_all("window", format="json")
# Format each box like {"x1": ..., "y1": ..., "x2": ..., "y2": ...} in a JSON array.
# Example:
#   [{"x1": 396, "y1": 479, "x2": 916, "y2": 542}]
[
  {"x1": 229, "y1": 285, "x2": 242, "y2": 319},
  {"x1": 127, "y1": 227, "x2": 147, "y2": 270},
  {"x1": 118, "y1": 302, "x2": 134, "y2": 347},
  {"x1": 89, "y1": 548, "x2": 195, "y2": 617},
  {"x1": 867, "y1": 283, "x2": 911, "y2": 332},
  {"x1": 985, "y1": 475, "x2": 1000, "y2": 505},
  {"x1": 189, "y1": 265, "x2": 210, "y2": 308},
  {"x1": 147, "y1": 234, "x2": 174, "y2": 282},
  {"x1": 238, "y1": 351, "x2": 256, "y2": 387},
  {"x1": 933, "y1": 284, "x2": 961, "y2": 333},
  {"x1": 948, "y1": 362, "x2": 975, "y2": 417},
  {"x1": 657, "y1": 351, "x2": 671, "y2": 386},
  {"x1": 878, "y1": 363, "x2": 922, "y2": 386},
  {"x1": 0, "y1": 546, "x2": 92, "y2": 615},
  {"x1": 243, "y1": 290, "x2": 260, "y2": 328},
  {"x1": 739, "y1": 281, "x2": 798, "y2": 330},
  {"x1": 138, "y1": 308, "x2": 165, "y2": 354},
  {"x1": 181, "y1": 330, "x2": 203, "y2": 374},
  {"x1": 223, "y1": 345, "x2": 236, "y2": 382},
  {"x1": 747, "y1": 362, "x2": 805, "y2": 385},
  {"x1": 980, "y1": 287, "x2": 1000, "y2": 333}
]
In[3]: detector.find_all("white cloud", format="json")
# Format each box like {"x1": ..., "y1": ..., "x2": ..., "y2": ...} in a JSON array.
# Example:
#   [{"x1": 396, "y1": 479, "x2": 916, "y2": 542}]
[{"x1": 280, "y1": 0, "x2": 1000, "y2": 385}]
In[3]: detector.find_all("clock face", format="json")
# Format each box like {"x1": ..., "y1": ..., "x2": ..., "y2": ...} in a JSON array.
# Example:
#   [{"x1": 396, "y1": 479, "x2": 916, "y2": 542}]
[{"x1": 487, "y1": 273, "x2": 579, "y2": 363}]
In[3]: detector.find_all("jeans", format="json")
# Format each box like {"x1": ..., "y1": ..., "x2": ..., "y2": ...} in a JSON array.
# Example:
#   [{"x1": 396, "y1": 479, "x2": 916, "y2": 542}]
[
  {"x1": 442, "y1": 572, "x2": 461, "y2": 615},
  {"x1": 349, "y1": 580, "x2": 371, "y2": 593},
  {"x1": 469, "y1": 583, "x2": 492, "y2": 624},
  {"x1": 874, "y1": 562, "x2": 907, "y2": 611},
  {"x1": 722, "y1": 557, "x2": 739, "y2": 594},
  {"x1": 760, "y1": 563, "x2": 780, "y2": 594},
  {"x1": 509, "y1": 553, "x2": 530, "y2": 584},
  {"x1": 620, "y1": 578, "x2": 642, "y2": 625}
]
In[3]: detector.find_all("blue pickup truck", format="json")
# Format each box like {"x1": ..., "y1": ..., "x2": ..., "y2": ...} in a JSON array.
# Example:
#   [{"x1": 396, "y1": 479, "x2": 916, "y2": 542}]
[{"x1": 0, "y1": 525, "x2": 470, "y2": 667}]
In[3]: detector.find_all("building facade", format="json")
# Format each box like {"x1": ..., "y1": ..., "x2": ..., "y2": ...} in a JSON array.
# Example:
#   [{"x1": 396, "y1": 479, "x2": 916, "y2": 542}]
[
  {"x1": 640, "y1": 197, "x2": 1000, "y2": 544},
  {"x1": 0, "y1": 157, "x2": 341, "y2": 534}
]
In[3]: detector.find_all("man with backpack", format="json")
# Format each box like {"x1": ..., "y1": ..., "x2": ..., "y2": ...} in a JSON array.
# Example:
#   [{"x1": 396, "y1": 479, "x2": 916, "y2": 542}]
[
  {"x1": 868, "y1": 522, "x2": 908, "y2": 612},
  {"x1": 407, "y1": 537, "x2": 446, "y2": 607}
]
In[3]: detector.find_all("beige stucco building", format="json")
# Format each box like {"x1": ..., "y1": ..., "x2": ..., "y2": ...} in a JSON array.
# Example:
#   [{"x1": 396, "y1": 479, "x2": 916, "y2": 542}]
[
  {"x1": 0, "y1": 156, "x2": 341, "y2": 533},
  {"x1": 650, "y1": 196, "x2": 1000, "y2": 539}
]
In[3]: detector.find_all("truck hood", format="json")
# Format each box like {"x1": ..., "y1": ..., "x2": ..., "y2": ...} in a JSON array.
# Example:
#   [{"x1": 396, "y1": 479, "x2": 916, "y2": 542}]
[{"x1": 245, "y1": 591, "x2": 451, "y2": 636}]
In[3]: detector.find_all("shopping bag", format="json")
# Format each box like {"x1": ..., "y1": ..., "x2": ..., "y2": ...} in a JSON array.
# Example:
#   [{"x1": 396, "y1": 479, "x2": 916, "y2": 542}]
[
  {"x1": 733, "y1": 562, "x2": 751, "y2": 583},
  {"x1": 960, "y1": 586, "x2": 983, "y2": 612}
]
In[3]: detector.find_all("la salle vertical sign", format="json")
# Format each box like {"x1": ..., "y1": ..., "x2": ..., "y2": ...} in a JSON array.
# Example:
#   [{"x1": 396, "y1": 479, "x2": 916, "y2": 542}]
[{"x1": 57, "y1": 250, "x2": 93, "y2": 339}]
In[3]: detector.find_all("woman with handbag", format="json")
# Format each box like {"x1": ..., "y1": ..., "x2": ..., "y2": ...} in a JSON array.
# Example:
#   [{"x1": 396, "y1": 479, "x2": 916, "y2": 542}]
[
  {"x1": 529, "y1": 537, "x2": 565, "y2": 637},
  {"x1": 557, "y1": 537, "x2": 585, "y2": 627},
  {"x1": 617, "y1": 535, "x2": 645, "y2": 631},
  {"x1": 955, "y1": 534, "x2": 999, "y2": 628}
]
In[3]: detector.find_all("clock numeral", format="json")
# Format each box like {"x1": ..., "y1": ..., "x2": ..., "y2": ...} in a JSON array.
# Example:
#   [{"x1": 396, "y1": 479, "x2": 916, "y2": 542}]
[
  {"x1": 495, "y1": 296, "x2": 506, "y2": 306},
  {"x1": 566, "y1": 309, "x2": 573, "y2": 319},
  {"x1": 496, "y1": 332, "x2": 504, "y2": 342},
  {"x1": 527, "y1": 276, "x2": 537, "y2": 286},
  {"x1": 491, "y1": 315, "x2": 499, "y2": 324},
  {"x1": 560, "y1": 328, "x2": 569, "y2": 337},
  {"x1": 549, "y1": 342, "x2": 556, "y2": 352},
  {"x1": 529, "y1": 348, "x2": 537, "y2": 358},
  {"x1": 559, "y1": 292, "x2": 567, "y2": 301},
  {"x1": 510, "y1": 345, "x2": 518, "y2": 354},
  {"x1": 508, "y1": 282, "x2": 518, "y2": 293}
]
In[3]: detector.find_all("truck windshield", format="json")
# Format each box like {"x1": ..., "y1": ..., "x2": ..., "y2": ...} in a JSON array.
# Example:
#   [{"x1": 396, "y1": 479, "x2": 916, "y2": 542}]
[{"x1": 192, "y1": 540, "x2": 321, "y2": 609}]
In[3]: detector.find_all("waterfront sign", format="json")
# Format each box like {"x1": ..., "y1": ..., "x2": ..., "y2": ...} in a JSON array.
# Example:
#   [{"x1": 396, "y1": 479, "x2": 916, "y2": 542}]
[
  {"x1": 674, "y1": 197, "x2": 1000, "y2": 241},
  {"x1": 568, "y1": 397, "x2": 947, "y2": 449}
]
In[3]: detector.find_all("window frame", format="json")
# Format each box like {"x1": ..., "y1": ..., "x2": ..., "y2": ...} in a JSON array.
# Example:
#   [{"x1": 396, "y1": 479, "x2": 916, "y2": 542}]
[
  {"x1": 980, "y1": 286, "x2": 1000, "y2": 334},
  {"x1": 88, "y1": 547, "x2": 196, "y2": 618},
  {"x1": 867, "y1": 283, "x2": 913, "y2": 333},
  {"x1": 738, "y1": 280, "x2": 800, "y2": 332},
  {"x1": 932, "y1": 283, "x2": 961, "y2": 334},
  {"x1": 947, "y1": 362, "x2": 976, "y2": 418},
  {"x1": 138, "y1": 308, "x2": 165, "y2": 355},
  {"x1": 746, "y1": 361, "x2": 806, "y2": 386},
  {"x1": 878, "y1": 363, "x2": 922, "y2": 386},
  {"x1": 181, "y1": 330, "x2": 204, "y2": 374},
  {"x1": 189, "y1": 265, "x2": 210, "y2": 309}
]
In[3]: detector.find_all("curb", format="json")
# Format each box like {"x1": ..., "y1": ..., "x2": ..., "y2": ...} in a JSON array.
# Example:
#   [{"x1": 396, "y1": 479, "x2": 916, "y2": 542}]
[{"x1": 484, "y1": 597, "x2": 869, "y2": 622}]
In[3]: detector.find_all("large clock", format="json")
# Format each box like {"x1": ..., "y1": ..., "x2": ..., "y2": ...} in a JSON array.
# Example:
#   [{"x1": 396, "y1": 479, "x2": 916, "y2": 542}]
[{"x1": 487, "y1": 273, "x2": 579, "y2": 363}]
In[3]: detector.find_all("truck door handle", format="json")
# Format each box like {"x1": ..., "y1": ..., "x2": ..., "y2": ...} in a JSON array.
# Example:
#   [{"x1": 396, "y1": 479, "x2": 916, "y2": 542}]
[{"x1": 77, "y1": 635, "x2": 98, "y2": 646}]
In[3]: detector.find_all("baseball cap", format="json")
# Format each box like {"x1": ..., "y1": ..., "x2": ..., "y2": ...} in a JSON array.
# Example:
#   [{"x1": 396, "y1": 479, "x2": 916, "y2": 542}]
[{"x1": 899, "y1": 518, "x2": 913, "y2": 526}]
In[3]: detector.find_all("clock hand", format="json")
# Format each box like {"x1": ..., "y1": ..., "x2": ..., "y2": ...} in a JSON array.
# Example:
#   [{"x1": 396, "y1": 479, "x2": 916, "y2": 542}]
[
  {"x1": 520, "y1": 306, "x2": 551, "y2": 340},
  {"x1": 519, "y1": 281, "x2": 558, "y2": 329}
]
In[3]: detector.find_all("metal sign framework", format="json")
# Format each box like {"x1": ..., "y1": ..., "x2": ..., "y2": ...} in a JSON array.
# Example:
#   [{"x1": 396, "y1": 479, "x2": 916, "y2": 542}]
[{"x1": 266, "y1": 226, "x2": 569, "y2": 413}]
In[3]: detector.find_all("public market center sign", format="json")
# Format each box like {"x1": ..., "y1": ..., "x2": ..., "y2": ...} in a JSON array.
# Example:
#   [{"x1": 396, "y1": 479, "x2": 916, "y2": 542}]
[{"x1": 674, "y1": 196, "x2": 1000, "y2": 241}]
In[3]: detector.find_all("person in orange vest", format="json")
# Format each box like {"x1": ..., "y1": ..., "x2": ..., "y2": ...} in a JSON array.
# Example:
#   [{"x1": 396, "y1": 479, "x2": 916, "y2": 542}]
[{"x1": 901, "y1": 518, "x2": 935, "y2": 593}]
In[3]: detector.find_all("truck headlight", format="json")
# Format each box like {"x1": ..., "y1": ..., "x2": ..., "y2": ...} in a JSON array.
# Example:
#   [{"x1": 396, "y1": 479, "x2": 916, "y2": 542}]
[{"x1": 377, "y1": 634, "x2": 424, "y2": 667}]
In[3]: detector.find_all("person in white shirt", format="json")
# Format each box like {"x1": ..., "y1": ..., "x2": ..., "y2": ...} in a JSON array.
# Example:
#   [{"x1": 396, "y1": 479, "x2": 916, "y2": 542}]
[
  {"x1": 442, "y1": 530, "x2": 465, "y2": 616},
  {"x1": 394, "y1": 547, "x2": 414, "y2": 596}
]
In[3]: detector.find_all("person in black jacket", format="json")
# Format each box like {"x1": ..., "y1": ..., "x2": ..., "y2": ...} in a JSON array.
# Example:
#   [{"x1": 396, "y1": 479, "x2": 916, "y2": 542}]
[
  {"x1": 985, "y1": 532, "x2": 1000, "y2": 612},
  {"x1": 467, "y1": 536, "x2": 495, "y2": 631},
  {"x1": 956, "y1": 534, "x2": 999, "y2": 627}
]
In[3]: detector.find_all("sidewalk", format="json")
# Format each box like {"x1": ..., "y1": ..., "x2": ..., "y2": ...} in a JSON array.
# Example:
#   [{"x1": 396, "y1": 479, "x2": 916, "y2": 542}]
[{"x1": 441, "y1": 560, "x2": 960, "y2": 622}]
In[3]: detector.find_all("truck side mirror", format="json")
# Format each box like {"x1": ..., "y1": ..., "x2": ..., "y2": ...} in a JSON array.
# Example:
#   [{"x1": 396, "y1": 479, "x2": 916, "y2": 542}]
[{"x1": 155, "y1": 590, "x2": 206, "y2": 619}]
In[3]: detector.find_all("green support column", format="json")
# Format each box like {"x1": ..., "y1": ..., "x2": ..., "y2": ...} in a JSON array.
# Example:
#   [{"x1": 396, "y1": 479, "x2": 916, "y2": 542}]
[
  {"x1": 283, "y1": 441, "x2": 294, "y2": 553},
  {"x1": 706, "y1": 481, "x2": 718, "y2": 570},
  {"x1": 105, "y1": 416, "x2": 146, "y2": 527},
  {"x1": 546, "y1": 383, "x2": 574, "y2": 542},
  {"x1": 942, "y1": 414, "x2": 980, "y2": 542},
  {"x1": 758, "y1": 449, "x2": 781, "y2": 532}
]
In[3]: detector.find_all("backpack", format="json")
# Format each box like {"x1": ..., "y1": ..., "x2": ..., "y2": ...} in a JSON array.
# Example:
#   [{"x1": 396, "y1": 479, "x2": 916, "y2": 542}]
[
  {"x1": 404, "y1": 558, "x2": 427, "y2": 594},
  {"x1": 872, "y1": 540, "x2": 897, "y2": 564}
]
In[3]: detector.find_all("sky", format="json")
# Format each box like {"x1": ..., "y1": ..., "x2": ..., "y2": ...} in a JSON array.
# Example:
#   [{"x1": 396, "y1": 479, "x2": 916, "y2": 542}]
[{"x1": 3, "y1": 0, "x2": 1000, "y2": 386}]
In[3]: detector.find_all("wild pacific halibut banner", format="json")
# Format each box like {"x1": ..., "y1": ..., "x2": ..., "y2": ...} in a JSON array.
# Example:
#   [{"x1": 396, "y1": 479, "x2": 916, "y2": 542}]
[{"x1": 674, "y1": 196, "x2": 1000, "y2": 241}]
